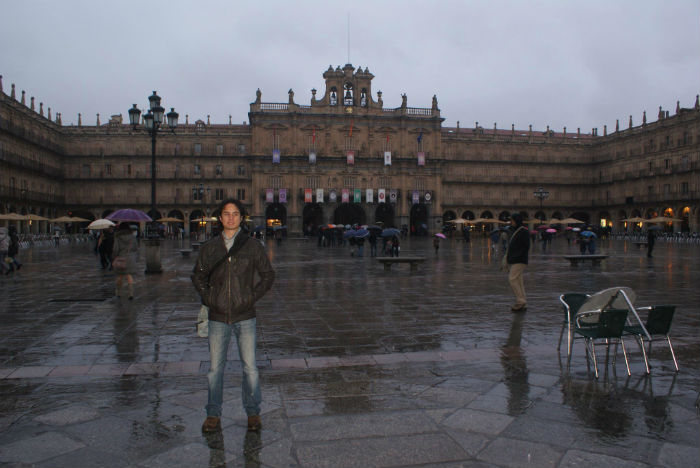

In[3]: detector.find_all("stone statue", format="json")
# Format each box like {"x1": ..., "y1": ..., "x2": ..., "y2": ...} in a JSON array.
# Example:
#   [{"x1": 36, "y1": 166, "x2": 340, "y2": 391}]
[
  {"x1": 255, "y1": 88, "x2": 261, "y2": 103},
  {"x1": 432, "y1": 94, "x2": 438, "y2": 110},
  {"x1": 401, "y1": 93, "x2": 407, "y2": 108},
  {"x1": 288, "y1": 88, "x2": 294, "y2": 104}
]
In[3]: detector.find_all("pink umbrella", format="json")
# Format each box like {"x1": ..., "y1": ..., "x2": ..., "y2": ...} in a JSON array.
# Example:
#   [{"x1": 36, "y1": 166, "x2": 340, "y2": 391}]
[
  {"x1": 546, "y1": 228, "x2": 557, "y2": 233},
  {"x1": 107, "y1": 208, "x2": 153, "y2": 222},
  {"x1": 434, "y1": 233, "x2": 446, "y2": 239}
]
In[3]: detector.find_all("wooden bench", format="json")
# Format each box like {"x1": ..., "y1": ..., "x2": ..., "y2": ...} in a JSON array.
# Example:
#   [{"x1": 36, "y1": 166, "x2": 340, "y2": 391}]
[
  {"x1": 377, "y1": 257, "x2": 426, "y2": 272},
  {"x1": 563, "y1": 255, "x2": 609, "y2": 266},
  {"x1": 179, "y1": 249, "x2": 193, "y2": 257}
]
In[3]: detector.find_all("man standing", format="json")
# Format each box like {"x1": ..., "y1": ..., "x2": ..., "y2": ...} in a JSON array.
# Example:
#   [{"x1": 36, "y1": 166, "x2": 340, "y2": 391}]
[
  {"x1": 647, "y1": 229, "x2": 656, "y2": 258},
  {"x1": 506, "y1": 213, "x2": 530, "y2": 312},
  {"x1": 192, "y1": 199, "x2": 275, "y2": 433}
]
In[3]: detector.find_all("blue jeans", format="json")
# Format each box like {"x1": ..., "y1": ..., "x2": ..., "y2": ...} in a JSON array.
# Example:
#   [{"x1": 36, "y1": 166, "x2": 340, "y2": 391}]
[{"x1": 206, "y1": 318, "x2": 261, "y2": 417}]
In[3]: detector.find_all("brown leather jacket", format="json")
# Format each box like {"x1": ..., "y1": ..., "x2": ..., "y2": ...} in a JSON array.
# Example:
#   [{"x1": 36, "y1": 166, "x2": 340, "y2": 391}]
[{"x1": 191, "y1": 231, "x2": 275, "y2": 324}]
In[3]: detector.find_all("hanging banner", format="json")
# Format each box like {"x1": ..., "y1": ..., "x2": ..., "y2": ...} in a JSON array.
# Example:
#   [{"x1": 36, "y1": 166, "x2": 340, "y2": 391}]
[
  {"x1": 316, "y1": 188, "x2": 324, "y2": 203},
  {"x1": 304, "y1": 188, "x2": 313, "y2": 203},
  {"x1": 346, "y1": 150, "x2": 355, "y2": 165},
  {"x1": 309, "y1": 150, "x2": 316, "y2": 164},
  {"x1": 329, "y1": 190, "x2": 337, "y2": 202},
  {"x1": 279, "y1": 188, "x2": 287, "y2": 203},
  {"x1": 272, "y1": 149, "x2": 280, "y2": 164},
  {"x1": 384, "y1": 151, "x2": 392, "y2": 166},
  {"x1": 389, "y1": 189, "x2": 397, "y2": 203},
  {"x1": 424, "y1": 191, "x2": 432, "y2": 204},
  {"x1": 341, "y1": 189, "x2": 349, "y2": 203},
  {"x1": 366, "y1": 188, "x2": 373, "y2": 203},
  {"x1": 354, "y1": 188, "x2": 361, "y2": 203},
  {"x1": 378, "y1": 188, "x2": 386, "y2": 203},
  {"x1": 412, "y1": 190, "x2": 420, "y2": 205},
  {"x1": 266, "y1": 188, "x2": 274, "y2": 203},
  {"x1": 417, "y1": 151, "x2": 425, "y2": 166}
]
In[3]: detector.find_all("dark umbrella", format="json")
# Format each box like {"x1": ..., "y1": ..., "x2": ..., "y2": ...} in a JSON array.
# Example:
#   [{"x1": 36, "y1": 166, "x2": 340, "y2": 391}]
[
  {"x1": 107, "y1": 208, "x2": 153, "y2": 222},
  {"x1": 343, "y1": 229, "x2": 357, "y2": 239},
  {"x1": 580, "y1": 230, "x2": 597, "y2": 238},
  {"x1": 354, "y1": 229, "x2": 370, "y2": 238},
  {"x1": 381, "y1": 228, "x2": 401, "y2": 237}
]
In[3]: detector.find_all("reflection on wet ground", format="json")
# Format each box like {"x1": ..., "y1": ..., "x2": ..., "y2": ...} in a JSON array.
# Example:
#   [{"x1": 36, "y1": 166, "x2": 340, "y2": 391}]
[{"x1": 0, "y1": 235, "x2": 698, "y2": 467}]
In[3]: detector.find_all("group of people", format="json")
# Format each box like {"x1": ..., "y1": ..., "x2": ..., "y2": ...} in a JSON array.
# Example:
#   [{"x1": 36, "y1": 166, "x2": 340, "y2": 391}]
[{"x1": 0, "y1": 226, "x2": 23, "y2": 275}]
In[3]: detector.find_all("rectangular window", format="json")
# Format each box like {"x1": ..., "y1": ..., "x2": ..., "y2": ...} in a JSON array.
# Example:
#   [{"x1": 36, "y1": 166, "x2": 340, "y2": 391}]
[
  {"x1": 215, "y1": 165, "x2": 223, "y2": 175},
  {"x1": 379, "y1": 176, "x2": 391, "y2": 188},
  {"x1": 664, "y1": 184, "x2": 671, "y2": 196},
  {"x1": 126, "y1": 164, "x2": 132, "y2": 176},
  {"x1": 306, "y1": 176, "x2": 320, "y2": 189},
  {"x1": 665, "y1": 159, "x2": 670, "y2": 169},
  {"x1": 681, "y1": 182, "x2": 689, "y2": 194},
  {"x1": 269, "y1": 175, "x2": 282, "y2": 189},
  {"x1": 194, "y1": 164, "x2": 201, "y2": 175},
  {"x1": 216, "y1": 144, "x2": 224, "y2": 155},
  {"x1": 215, "y1": 188, "x2": 224, "y2": 201},
  {"x1": 105, "y1": 164, "x2": 111, "y2": 176},
  {"x1": 194, "y1": 143, "x2": 202, "y2": 154},
  {"x1": 237, "y1": 165, "x2": 246, "y2": 176},
  {"x1": 343, "y1": 177, "x2": 356, "y2": 189},
  {"x1": 237, "y1": 188, "x2": 246, "y2": 200},
  {"x1": 82, "y1": 164, "x2": 91, "y2": 177},
  {"x1": 237, "y1": 143, "x2": 246, "y2": 154}
]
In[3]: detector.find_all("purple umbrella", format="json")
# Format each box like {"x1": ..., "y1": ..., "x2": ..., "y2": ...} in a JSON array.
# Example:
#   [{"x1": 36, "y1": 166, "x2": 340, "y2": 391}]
[{"x1": 107, "y1": 208, "x2": 153, "y2": 222}]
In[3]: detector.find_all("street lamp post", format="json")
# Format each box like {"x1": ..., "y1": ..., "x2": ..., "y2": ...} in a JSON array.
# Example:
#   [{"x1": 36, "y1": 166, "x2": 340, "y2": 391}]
[
  {"x1": 192, "y1": 183, "x2": 210, "y2": 240},
  {"x1": 533, "y1": 187, "x2": 550, "y2": 221},
  {"x1": 128, "y1": 91, "x2": 178, "y2": 274}
]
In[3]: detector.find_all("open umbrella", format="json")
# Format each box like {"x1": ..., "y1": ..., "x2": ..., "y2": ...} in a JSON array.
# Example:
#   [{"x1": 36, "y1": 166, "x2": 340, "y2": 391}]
[
  {"x1": 354, "y1": 229, "x2": 370, "y2": 238},
  {"x1": 0, "y1": 213, "x2": 28, "y2": 220},
  {"x1": 621, "y1": 217, "x2": 645, "y2": 223},
  {"x1": 536, "y1": 225, "x2": 549, "y2": 230},
  {"x1": 643, "y1": 216, "x2": 682, "y2": 223},
  {"x1": 580, "y1": 230, "x2": 597, "y2": 238},
  {"x1": 87, "y1": 219, "x2": 115, "y2": 230},
  {"x1": 107, "y1": 209, "x2": 152, "y2": 222},
  {"x1": 23, "y1": 214, "x2": 51, "y2": 221},
  {"x1": 381, "y1": 228, "x2": 400, "y2": 237},
  {"x1": 156, "y1": 217, "x2": 184, "y2": 223},
  {"x1": 558, "y1": 217, "x2": 586, "y2": 224},
  {"x1": 343, "y1": 229, "x2": 357, "y2": 239},
  {"x1": 447, "y1": 218, "x2": 469, "y2": 224},
  {"x1": 273, "y1": 225, "x2": 287, "y2": 231},
  {"x1": 545, "y1": 228, "x2": 557, "y2": 234},
  {"x1": 572, "y1": 227, "x2": 581, "y2": 232},
  {"x1": 434, "y1": 233, "x2": 446, "y2": 239}
]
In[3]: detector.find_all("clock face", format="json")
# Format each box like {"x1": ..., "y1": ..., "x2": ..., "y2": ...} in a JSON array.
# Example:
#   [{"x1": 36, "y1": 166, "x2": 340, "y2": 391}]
[{"x1": 345, "y1": 106, "x2": 353, "y2": 114}]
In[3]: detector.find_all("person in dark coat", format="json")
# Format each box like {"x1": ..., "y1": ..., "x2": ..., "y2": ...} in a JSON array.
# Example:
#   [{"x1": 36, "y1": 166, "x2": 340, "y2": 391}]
[
  {"x1": 5, "y1": 226, "x2": 22, "y2": 274},
  {"x1": 98, "y1": 226, "x2": 115, "y2": 269},
  {"x1": 506, "y1": 213, "x2": 530, "y2": 312},
  {"x1": 647, "y1": 229, "x2": 656, "y2": 258}
]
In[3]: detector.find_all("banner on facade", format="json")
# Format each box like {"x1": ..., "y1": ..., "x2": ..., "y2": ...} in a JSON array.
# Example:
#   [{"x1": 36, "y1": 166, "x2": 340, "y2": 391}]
[
  {"x1": 304, "y1": 188, "x2": 312, "y2": 203},
  {"x1": 272, "y1": 149, "x2": 280, "y2": 164},
  {"x1": 266, "y1": 188, "x2": 274, "y2": 203},
  {"x1": 309, "y1": 151, "x2": 316, "y2": 164},
  {"x1": 389, "y1": 189, "x2": 397, "y2": 203},
  {"x1": 424, "y1": 191, "x2": 432, "y2": 204},
  {"x1": 366, "y1": 188, "x2": 373, "y2": 203},
  {"x1": 417, "y1": 151, "x2": 425, "y2": 166},
  {"x1": 330, "y1": 189, "x2": 337, "y2": 202},
  {"x1": 378, "y1": 188, "x2": 386, "y2": 203},
  {"x1": 354, "y1": 188, "x2": 361, "y2": 203},
  {"x1": 412, "y1": 190, "x2": 420, "y2": 205},
  {"x1": 341, "y1": 188, "x2": 349, "y2": 203},
  {"x1": 384, "y1": 151, "x2": 391, "y2": 166},
  {"x1": 316, "y1": 188, "x2": 324, "y2": 203},
  {"x1": 279, "y1": 188, "x2": 287, "y2": 203},
  {"x1": 346, "y1": 150, "x2": 354, "y2": 165}
]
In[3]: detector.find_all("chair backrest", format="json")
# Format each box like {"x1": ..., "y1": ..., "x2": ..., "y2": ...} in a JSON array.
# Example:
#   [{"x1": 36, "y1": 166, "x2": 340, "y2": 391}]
[
  {"x1": 595, "y1": 308, "x2": 628, "y2": 338},
  {"x1": 560, "y1": 293, "x2": 590, "y2": 322},
  {"x1": 646, "y1": 305, "x2": 676, "y2": 335}
]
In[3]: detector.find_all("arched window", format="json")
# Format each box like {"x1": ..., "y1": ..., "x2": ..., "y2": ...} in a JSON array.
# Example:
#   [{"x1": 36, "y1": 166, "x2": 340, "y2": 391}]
[
  {"x1": 343, "y1": 82, "x2": 354, "y2": 106},
  {"x1": 360, "y1": 88, "x2": 367, "y2": 107},
  {"x1": 330, "y1": 87, "x2": 338, "y2": 106}
]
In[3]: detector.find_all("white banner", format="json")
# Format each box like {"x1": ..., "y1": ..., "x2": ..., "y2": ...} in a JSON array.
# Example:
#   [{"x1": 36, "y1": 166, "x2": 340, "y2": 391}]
[
  {"x1": 384, "y1": 151, "x2": 391, "y2": 166},
  {"x1": 316, "y1": 188, "x2": 324, "y2": 203},
  {"x1": 366, "y1": 188, "x2": 373, "y2": 203}
]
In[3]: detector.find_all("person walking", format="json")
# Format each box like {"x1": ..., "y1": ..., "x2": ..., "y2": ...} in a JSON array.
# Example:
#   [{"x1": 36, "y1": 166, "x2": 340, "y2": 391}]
[
  {"x1": 391, "y1": 235, "x2": 400, "y2": 257},
  {"x1": 5, "y1": 226, "x2": 22, "y2": 274},
  {"x1": 0, "y1": 227, "x2": 11, "y2": 275},
  {"x1": 647, "y1": 229, "x2": 656, "y2": 258},
  {"x1": 112, "y1": 223, "x2": 137, "y2": 299},
  {"x1": 505, "y1": 213, "x2": 530, "y2": 312},
  {"x1": 192, "y1": 199, "x2": 275, "y2": 434},
  {"x1": 433, "y1": 236, "x2": 440, "y2": 255},
  {"x1": 98, "y1": 226, "x2": 115, "y2": 269},
  {"x1": 368, "y1": 230, "x2": 378, "y2": 257}
]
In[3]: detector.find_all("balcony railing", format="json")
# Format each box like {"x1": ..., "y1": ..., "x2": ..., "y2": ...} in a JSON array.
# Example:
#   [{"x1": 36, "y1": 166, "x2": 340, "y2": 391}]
[{"x1": 0, "y1": 184, "x2": 65, "y2": 205}]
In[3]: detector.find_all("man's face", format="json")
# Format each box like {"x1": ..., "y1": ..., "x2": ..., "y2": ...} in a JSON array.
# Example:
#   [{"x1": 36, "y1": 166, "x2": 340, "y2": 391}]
[{"x1": 220, "y1": 203, "x2": 242, "y2": 231}]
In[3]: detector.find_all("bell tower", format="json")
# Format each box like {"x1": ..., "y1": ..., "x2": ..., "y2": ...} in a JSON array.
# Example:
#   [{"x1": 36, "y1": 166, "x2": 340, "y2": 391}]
[{"x1": 318, "y1": 64, "x2": 377, "y2": 109}]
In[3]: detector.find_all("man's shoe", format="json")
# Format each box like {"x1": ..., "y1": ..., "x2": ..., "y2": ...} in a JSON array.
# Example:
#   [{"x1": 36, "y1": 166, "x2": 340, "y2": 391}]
[
  {"x1": 247, "y1": 415, "x2": 262, "y2": 431},
  {"x1": 201, "y1": 416, "x2": 221, "y2": 433},
  {"x1": 511, "y1": 304, "x2": 527, "y2": 312}
]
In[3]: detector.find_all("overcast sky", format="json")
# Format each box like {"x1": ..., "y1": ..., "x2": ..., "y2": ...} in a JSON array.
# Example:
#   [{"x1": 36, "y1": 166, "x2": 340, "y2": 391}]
[{"x1": 2, "y1": 0, "x2": 698, "y2": 133}]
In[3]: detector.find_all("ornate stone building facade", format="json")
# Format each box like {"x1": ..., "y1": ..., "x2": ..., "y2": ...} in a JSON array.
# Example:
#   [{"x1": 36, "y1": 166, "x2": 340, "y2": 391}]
[{"x1": 1, "y1": 67, "x2": 699, "y2": 235}]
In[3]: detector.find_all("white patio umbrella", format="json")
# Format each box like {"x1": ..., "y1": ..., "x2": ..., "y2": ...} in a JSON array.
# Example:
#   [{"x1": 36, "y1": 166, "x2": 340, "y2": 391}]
[{"x1": 87, "y1": 218, "x2": 116, "y2": 230}]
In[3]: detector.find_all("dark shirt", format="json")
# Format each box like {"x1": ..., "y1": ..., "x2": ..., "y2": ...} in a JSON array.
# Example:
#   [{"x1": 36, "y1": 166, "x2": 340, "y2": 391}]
[{"x1": 507, "y1": 226, "x2": 530, "y2": 265}]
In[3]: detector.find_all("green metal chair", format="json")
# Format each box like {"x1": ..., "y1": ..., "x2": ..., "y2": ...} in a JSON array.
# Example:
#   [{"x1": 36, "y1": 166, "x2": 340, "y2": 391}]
[
  {"x1": 624, "y1": 305, "x2": 678, "y2": 373},
  {"x1": 558, "y1": 293, "x2": 590, "y2": 357},
  {"x1": 570, "y1": 308, "x2": 631, "y2": 379}
]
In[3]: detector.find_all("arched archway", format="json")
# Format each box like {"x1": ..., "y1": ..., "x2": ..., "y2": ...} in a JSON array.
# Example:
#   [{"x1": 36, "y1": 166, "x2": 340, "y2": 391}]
[
  {"x1": 442, "y1": 210, "x2": 457, "y2": 223},
  {"x1": 266, "y1": 203, "x2": 287, "y2": 234},
  {"x1": 303, "y1": 203, "x2": 324, "y2": 235},
  {"x1": 410, "y1": 204, "x2": 429, "y2": 235},
  {"x1": 681, "y1": 206, "x2": 691, "y2": 232},
  {"x1": 147, "y1": 209, "x2": 163, "y2": 221},
  {"x1": 461, "y1": 210, "x2": 475, "y2": 220},
  {"x1": 498, "y1": 210, "x2": 510, "y2": 222},
  {"x1": 375, "y1": 203, "x2": 395, "y2": 227},
  {"x1": 534, "y1": 211, "x2": 546, "y2": 222},
  {"x1": 333, "y1": 203, "x2": 365, "y2": 226},
  {"x1": 552, "y1": 211, "x2": 563, "y2": 220}
]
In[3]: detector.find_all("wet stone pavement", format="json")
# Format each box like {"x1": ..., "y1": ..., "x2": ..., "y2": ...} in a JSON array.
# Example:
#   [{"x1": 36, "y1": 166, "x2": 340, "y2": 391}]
[{"x1": 0, "y1": 234, "x2": 698, "y2": 468}]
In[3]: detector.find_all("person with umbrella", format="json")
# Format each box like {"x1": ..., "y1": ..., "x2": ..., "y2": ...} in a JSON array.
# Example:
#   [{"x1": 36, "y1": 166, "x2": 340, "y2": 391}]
[
  {"x1": 112, "y1": 223, "x2": 137, "y2": 299},
  {"x1": 434, "y1": 232, "x2": 446, "y2": 255},
  {"x1": 97, "y1": 226, "x2": 115, "y2": 270},
  {"x1": 505, "y1": 213, "x2": 530, "y2": 312}
]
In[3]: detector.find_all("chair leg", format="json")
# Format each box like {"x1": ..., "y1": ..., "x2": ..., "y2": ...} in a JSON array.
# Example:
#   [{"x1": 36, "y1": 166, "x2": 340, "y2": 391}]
[
  {"x1": 590, "y1": 340, "x2": 599, "y2": 379},
  {"x1": 620, "y1": 339, "x2": 631, "y2": 376},
  {"x1": 637, "y1": 335, "x2": 650, "y2": 374},
  {"x1": 667, "y1": 336, "x2": 679, "y2": 372},
  {"x1": 557, "y1": 323, "x2": 565, "y2": 351}
]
